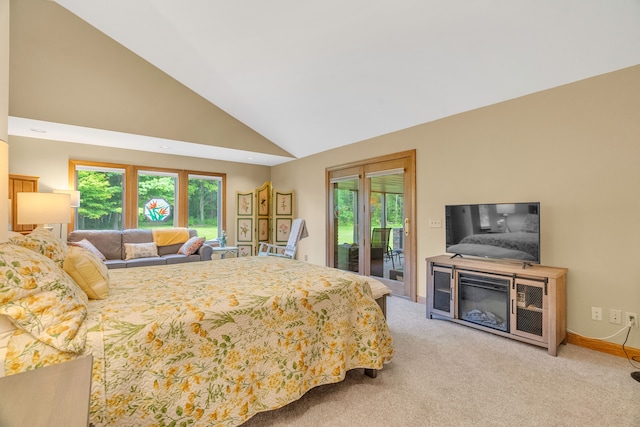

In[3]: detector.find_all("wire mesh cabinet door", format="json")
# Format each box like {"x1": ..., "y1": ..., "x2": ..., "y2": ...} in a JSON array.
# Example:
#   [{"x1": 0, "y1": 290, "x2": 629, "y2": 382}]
[{"x1": 510, "y1": 277, "x2": 548, "y2": 343}]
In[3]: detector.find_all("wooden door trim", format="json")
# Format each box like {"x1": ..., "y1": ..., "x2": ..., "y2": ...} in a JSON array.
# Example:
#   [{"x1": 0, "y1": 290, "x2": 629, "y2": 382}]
[{"x1": 326, "y1": 150, "x2": 417, "y2": 302}]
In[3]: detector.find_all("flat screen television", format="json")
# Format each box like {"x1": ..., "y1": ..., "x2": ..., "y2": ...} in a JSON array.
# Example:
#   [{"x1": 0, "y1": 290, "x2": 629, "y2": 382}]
[{"x1": 445, "y1": 202, "x2": 540, "y2": 264}]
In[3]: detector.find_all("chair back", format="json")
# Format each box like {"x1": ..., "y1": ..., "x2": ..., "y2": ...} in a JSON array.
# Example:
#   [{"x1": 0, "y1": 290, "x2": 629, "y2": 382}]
[
  {"x1": 371, "y1": 227, "x2": 391, "y2": 249},
  {"x1": 283, "y1": 218, "x2": 308, "y2": 258}
]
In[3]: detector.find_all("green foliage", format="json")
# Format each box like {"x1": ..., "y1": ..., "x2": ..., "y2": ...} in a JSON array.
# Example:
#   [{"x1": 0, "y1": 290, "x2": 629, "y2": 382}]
[
  {"x1": 77, "y1": 170, "x2": 222, "y2": 232},
  {"x1": 187, "y1": 178, "x2": 219, "y2": 225},
  {"x1": 77, "y1": 170, "x2": 123, "y2": 229},
  {"x1": 334, "y1": 188, "x2": 356, "y2": 225},
  {"x1": 138, "y1": 175, "x2": 176, "y2": 204}
]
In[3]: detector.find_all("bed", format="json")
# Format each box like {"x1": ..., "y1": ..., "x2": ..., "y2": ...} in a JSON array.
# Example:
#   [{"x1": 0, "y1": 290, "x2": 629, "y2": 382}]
[
  {"x1": 0, "y1": 230, "x2": 394, "y2": 426},
  {"x1": 448, "y1": 231, "x2": 539, "y2": 261}
]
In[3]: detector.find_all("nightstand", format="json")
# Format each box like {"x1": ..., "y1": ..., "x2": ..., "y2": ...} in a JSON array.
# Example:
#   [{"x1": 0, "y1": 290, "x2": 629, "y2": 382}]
[{"x1": 0, "y1": 355, "x2": 93, "y2": 426}]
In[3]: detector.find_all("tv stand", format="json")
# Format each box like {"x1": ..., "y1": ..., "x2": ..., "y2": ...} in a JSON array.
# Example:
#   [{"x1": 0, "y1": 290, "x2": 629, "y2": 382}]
[{"x1": 426, "y1": 255, "x2": 568, "y2": 356}]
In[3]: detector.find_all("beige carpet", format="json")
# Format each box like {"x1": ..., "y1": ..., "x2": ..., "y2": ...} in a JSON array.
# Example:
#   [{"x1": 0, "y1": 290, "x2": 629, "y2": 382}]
[{"x1": 243, "y1": 296, "x2": 640, "y2": 426}]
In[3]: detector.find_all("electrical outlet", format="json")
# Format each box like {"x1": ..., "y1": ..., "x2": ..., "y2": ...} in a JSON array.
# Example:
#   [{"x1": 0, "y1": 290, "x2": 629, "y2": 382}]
[
  {"x1": 624, "y1": 312, "x2": 638, "y2": 328},
  {"x1": 609, "y1": 309, "x2": 622, "y2": 325},
  {"x1": 591, "y1": 307, "x2": 602, "y2": 321},
  {"x1": 429, "y1": 218, "x2": 442, "y2": 228}
]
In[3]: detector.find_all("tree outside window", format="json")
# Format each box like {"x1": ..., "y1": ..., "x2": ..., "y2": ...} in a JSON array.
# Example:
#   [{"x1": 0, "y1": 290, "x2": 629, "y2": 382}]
[
  {"x1": 73, "y1": 161, "x2": 225, "y2": 234},
  {"x1": 188, "y1": 175, "x2": 221, "y2": 240},
  {"x1": 76, "y1": 168, "x2": 124, "y2": 230}
]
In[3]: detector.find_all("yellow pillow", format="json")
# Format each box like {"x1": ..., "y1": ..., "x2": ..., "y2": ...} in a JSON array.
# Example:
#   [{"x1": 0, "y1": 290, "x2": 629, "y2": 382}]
[{"x1": 63, "y1": 246, "x2": 110, "y2": 300}]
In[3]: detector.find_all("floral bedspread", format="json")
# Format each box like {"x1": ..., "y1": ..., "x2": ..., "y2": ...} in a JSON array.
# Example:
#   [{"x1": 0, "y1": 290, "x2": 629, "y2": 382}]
[{"x1": 6, "y1": 256, "x2": 394, "y2": 426}]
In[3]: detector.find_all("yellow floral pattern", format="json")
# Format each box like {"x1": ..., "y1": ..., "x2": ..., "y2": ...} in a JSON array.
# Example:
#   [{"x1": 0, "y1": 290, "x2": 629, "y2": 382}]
[
  {"x1": 4, "y1": 256, "x2": 394, "y2": 426},
  {"x1": 0, "y1": 243, "x2": 87, "y2": 353},
  {"x1": 9, "y1": 227, "x2": 69, "y2": 268}
]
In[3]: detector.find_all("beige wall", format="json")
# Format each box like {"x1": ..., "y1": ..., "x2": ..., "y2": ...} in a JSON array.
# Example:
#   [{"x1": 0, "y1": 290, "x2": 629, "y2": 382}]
[
  {"x1": 8, "y1": 136, "x2": 271, "y2": 241},
  {"x1": 9, "y1": 0, "x2": 290, "y2": 157},
  {"x1": 272, "y1": 65, "x2": 640, "y2": 348},
  {"x1": 0, "y1": 0, "x2": 9, "y2": 242}
]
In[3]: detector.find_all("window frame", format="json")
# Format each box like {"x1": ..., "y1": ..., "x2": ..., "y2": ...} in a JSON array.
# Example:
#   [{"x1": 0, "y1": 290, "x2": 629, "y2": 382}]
[{"x1": 69, "y1": 160, "x2": 226, "y2": 231}]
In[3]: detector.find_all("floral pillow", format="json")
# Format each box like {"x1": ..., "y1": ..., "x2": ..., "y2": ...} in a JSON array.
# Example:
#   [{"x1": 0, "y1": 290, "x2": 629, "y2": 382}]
[
  {"x1": 63, "y1": 246, "x2": 110, "y2": 300},
  {"x1": 124, "y1": 242, "x2": 159, "y2": 260},
  {"x1": 9, "y1": 227, "x2": 68, "y2": 268},
  {"x1": 0, "y1": 243, "x2": 87, "y2": 353},
  {"x1": 177, "y1": 236, "x2": 205, "y2": 256}
]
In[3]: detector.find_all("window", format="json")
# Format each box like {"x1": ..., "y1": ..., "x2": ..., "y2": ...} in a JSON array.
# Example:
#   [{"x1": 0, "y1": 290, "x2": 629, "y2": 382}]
[
  {"x1": 137, "y1": 170, "x2": 178, "y2": 229},
  {"x1": 188, "y1": 174, "x2": 222, "y2": 240},
  {"x1": 75, "y1": 165, "x2": 126, "y2": 230},
  {"x1": 71, "y1": 161, "x2": 225, "y2": 236}
]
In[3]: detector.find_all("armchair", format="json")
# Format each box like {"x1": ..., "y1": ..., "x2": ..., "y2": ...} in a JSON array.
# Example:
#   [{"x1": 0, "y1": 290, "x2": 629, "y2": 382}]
[{"x1": 258, "y1": 219, "x2": 308, "y2": 259}]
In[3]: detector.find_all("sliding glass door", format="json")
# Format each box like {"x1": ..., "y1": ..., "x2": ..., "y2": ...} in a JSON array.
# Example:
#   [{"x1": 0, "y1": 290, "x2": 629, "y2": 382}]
[
  {"x1": 367, "y1": 169, "x2": 405, "y2": 286},
  {"x1": 330, "y1": 167, "x2": 360, "y2": 273},
  {"x1": 327, "y1": 151, "x2": 415, "y2": 300}
]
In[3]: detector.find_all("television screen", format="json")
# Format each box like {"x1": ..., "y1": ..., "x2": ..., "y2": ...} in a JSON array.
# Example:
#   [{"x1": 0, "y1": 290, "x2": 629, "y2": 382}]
[{"x1": 445, "y1": 202, "x2": 540, "y2": 263}]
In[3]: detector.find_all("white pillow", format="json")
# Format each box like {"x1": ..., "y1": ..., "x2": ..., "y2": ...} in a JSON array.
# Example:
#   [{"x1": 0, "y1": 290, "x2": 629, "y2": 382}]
[
  {"x1": 124, "y1": 242, "x2": 159, "y2": 260},
  {"x1": 68, "y1": 238, "x2": 107, "y2": 261}
]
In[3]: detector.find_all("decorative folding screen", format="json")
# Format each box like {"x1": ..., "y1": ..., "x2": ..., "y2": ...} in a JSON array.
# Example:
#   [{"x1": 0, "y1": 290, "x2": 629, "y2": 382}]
[
  {"x1": 235, "y1": 182, "x2": 295, "y2": 256},
  {"x1": 235, "y1": 190, "x2": 255, "y2": 257}
]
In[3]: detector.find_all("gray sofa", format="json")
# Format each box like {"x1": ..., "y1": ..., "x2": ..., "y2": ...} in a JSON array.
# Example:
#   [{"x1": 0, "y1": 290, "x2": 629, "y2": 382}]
[{"x1": 67, "y1": 229, "x2": 213, "y2": 269}]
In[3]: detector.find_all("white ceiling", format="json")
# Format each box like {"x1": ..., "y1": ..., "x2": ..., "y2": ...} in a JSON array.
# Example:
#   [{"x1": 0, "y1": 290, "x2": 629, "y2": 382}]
[{"x1": 13, "y1": 1, "x2": 640, "y2": 165}]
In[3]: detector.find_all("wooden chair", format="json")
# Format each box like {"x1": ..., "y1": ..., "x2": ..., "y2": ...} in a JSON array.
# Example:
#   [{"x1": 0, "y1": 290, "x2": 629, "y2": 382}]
[{"x1": 258, "y1": 219, "x2": 308, "y2": 259}]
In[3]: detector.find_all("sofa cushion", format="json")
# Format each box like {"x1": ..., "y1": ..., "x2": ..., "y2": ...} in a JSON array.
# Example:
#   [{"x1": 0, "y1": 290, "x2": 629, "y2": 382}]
[
  {"x1": 68, "y1": 230, "x2": 123, "y2": 260},
  {"x1": 164, "y1": 254, "x2": 201, "y2": 264},
  {"x1": 122, "y1": 229, "x2": 154, "y2": 245},
  {"x1": 125, "y1": 257, "x2": 166, "y2": 268},
  {"x1": 105, "y1": 259, "x2": 127, "y2": 269}
]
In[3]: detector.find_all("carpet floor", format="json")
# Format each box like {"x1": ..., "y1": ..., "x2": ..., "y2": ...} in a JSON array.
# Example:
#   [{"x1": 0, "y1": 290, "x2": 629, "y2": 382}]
[{"x1": 243, "y1": 296, "x2": 640, "y2": 426}]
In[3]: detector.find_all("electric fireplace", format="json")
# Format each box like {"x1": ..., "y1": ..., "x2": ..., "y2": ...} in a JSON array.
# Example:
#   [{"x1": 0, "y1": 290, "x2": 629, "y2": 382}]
[{"x1": 458, "y1": 272, "x2": 510, "y2": 333}]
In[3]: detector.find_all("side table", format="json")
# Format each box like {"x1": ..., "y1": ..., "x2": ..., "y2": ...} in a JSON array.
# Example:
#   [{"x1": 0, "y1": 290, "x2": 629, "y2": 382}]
[
  {"x1": 0, "y1": 355, "x2": 93, "y2": 426},
  {"x1": 210, "y1": 246, "x2": 239, "y2": 259}
]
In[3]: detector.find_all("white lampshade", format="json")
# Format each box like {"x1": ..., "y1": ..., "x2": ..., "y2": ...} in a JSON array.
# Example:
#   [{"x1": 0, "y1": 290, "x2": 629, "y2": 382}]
[
  {"x1": 16, "y1": 192, "x2": 71, "y2": 225},
  {"x1": 496, "y1": 204, "x2": 516, "y2": 215},
  {"x1": 53, "y1": 189, "x2": 80, "y2": 207}
]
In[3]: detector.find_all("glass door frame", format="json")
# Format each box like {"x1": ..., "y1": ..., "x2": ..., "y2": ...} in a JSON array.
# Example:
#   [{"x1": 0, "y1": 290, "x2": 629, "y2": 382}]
[{"x1": 326, "y1": 150, "x2": 416, "y2": 301}]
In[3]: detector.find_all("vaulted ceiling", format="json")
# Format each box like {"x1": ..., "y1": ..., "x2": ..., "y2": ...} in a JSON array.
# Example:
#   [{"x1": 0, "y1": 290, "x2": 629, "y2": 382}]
[{"x1": 10, "y1": 1, "x2": 640, "y2": 165}]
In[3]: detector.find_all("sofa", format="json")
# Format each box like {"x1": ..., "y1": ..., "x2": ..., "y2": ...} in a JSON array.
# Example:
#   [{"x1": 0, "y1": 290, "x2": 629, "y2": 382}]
[{"x1": 67, "y1": 228, "x2": 214, "y2": 269}]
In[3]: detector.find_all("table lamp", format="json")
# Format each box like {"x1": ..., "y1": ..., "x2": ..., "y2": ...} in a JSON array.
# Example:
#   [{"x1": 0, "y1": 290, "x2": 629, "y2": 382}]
[
  {"x1": 496, "y1": 203, "x2": 516, "y2": 233},
  {"x1": 16, "y1": 192, "x2": 71, "y2": 237}
]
